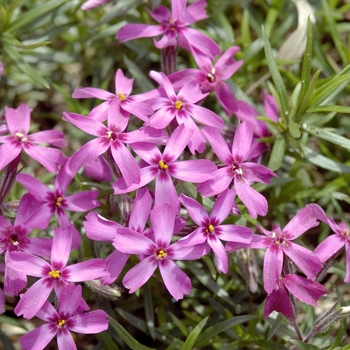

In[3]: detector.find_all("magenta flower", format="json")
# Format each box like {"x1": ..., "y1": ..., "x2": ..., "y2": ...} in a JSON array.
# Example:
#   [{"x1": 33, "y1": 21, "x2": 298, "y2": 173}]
[
  {"x1": 0, "y1": 62, "x2": 3, "y2": 75},
  {"x1": 7, "y1": 227, "x2": 107, "y2": 319},
  {"x1": 249, "y1": 207, "x2": 322, "y2": 293},
  {"x1": 72, "y1": 69, "x2": 153, "y2": 122},
  {"x1": 16, "y1": 158, "x2": 100, "y2": 248},
  {"x1": 0, "y1": 104, "x2": 66, "y2": 173},
  {"x1": 113, "y1": 204, "x2": 207, "y2": 300},
  {"x1": 148, "y1": 70, "x2": 224, "y2": 153},
  {"x1": 0, "y1": 193, "x2": 52, "y2": 297},
  {"x1": 19, "y1": 283, "x2": 108, "y2": 350},
  {"x1": 84, "y1": 187, "x2": 152, "y2": 284},
  {"x1": 113, "y1": 124, "x2": 216, "y2": 211},
  {"x1": 116, "y1": 0, "x2": 221, "y2": 59},
  {"x1": 264, "y1": 274, "x2": 327, "y2": 318},
  {"x1": 178, "y1": 189, "x2": 252, "y2": 273},
  {"x1": 63, "y1": 110, "x2": 167, "y2": 186},
  {"x1": 170, "y1": 46, "x2": 243, "y2": 116},
  {"x1": 308, "y1": 203, "x2": 350, "y2": 283},
  {"x1": 81, "y1": 0, "x2": 110, "y2": 10},
  {"x1": 197, "y1": 122, "x2": 277, "y2": 218},
  {"x1": 0, "y1": 264, "x2": 5, "y2": 314}
]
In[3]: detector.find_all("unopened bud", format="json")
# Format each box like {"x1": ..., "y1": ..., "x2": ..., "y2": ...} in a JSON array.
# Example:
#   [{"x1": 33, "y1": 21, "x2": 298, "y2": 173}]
[{"x1": 85, "y1": 280, "x2": 122, "y2": 300}]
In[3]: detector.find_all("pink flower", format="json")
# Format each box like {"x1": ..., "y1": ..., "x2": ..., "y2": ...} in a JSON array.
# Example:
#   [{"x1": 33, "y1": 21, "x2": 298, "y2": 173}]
[
  {"x1": 113, "y1": 204, "x2": 207, "y2": 300},
  {"x1": 81, "y1": 0, "x2": 110, "y2": 10},
  {"x1": 19, "y1": 284, "x2": 108, "y2": 350},
  {"x1": 178, "y1": 189, "x2": 252, "y2": 273},
  {"x1": 113, "y1": 124, "x2": 216, "y2": 212},
  {"x1": 264, "y1": 274, "x2": 327, "y2": 318},
  {"x1": 169, "y1": 47, "x2": 243, "y2": 116},
  {"x1": 308, "y1": 203, "x2": 350, "y2": 283},
  {"x1": 197, "y1": 122, "x2": 277, "y2": 218},
  {"x1": 116, "y1": 0, "x2": 221, "y2": 59},
  {"x1": 249, "y1": 207, "x2": 322, "y2": 293},
  {"x1": 0, "y1": 104, "x2": 66, "y2": 173},
  {"x1": 148, "y1": 70, "x2": 224, "y2": 153},
  {"x1": 7, "y1": 227, "x2": 107, "y2": 319},
  {"x1": 72, "y1": 69, "x2": 153, "y2": 122}
]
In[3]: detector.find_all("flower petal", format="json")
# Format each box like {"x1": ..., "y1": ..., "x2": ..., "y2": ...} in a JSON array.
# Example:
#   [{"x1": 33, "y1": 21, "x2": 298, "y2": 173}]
[
  {"x1": 210, "y1": 189, "x2": 235, "y2": 223},
  {"x1": 84, "y1": 212, "x2": 120, "y2": 242},
  {"x1": 151, "y1": 204, "x2": 175, "y2": 247},
  {"x1": 123, "y1": 256, "x2": 158, "y2": 293},
  {"x1": 263, "y1": 246, "x2": 283, "y2": 293},
  {"x1": 20, "y1": 323, "x2": 56, "y2": 350},
  {"x1": 232, "y1": 121, "x2": 253, "y2": 161},
  {"x1": 314, "y1": 234, "x2": 344, "y2": 263},
  {"x1": 64, "y1": 191, "x2": 100, "y2": 212},
  {"x1": 0, "y1": 142, "x2": 22, "y2": 172},
  {"x1": 69, "y1": 310, "x2": 109, "y2": 333},
  {"x1": 5, "y1": 104, "x2": 31, "y2": 135},
  {"x1": 208, "y1": 236, "x2": 228, "y2": 273},
  {"x1": 64, "y1": 258, "x2": 107, "y2": 282},
  {"x1": 72, "y1": 87, "x2": 115, "y2": 100},
  {"x1": 159, "y1": 258, "x2": 191, "y2": 300},
  {"x1": 179, "y1": 194, "x2": 208, "y2": 226},
  {"x1": 117, "y1": 24, "x2": 164, "y2": 42}
]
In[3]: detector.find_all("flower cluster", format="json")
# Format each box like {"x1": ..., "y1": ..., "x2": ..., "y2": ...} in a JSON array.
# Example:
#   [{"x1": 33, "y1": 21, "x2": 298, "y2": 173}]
[{"x1": 1, "y1": 0, "x2": 346, "y2": 347}]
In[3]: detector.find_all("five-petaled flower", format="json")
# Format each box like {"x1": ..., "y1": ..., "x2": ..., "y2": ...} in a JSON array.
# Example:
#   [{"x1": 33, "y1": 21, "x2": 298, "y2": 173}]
[
  {"x1": 0, "y1": 104, "x2": 66, "y2": 173},
  {"x1": 116, "y1": 0, "x2": 221, "y2": 59}
]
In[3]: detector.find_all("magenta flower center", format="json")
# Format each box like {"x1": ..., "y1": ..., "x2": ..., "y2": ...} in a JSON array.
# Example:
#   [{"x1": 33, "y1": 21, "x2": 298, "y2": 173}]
[
  {"x1": 271, "y1": 231, "x2": 289, "y2": 247},
  {"x1": 57, "y1": 319, "x2": 66, "y2": 327},
  {"x1": 156, "y1": 248, "x2": 167, "y2": 259},
  {"x1": 118, "y1": 92, "x2": 126, "y2": 101},
  {"x1": 207, "y1": 67, "x2": 216, "y2": 83},
  {"x1": 49, "y1": 270, "x2": 60, "y2": 279},
  {"x1": 15, "y1": 132, "x2": 28, "y2": 142},
  {"x1": 174, "y1": 100, "x2": 183, "y2": 110},
  {"x1": 9, "y1": 234, "x2": 19, "y2": 246},
  {"x1": 158, "y1": 160, "x2": 168, "y2": 171}
]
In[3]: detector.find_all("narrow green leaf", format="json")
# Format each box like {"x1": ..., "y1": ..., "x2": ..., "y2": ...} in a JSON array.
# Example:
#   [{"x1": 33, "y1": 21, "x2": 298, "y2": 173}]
[
  {"x1": 268, "y1": 134, "x2": 286, "y2": 170},
  {"x1": 289, "y1": 120, "x2": 301, "y2": 138},
  {"x1": 262, "y1": 26, "x2": 289, "y2": 120},
  {"x1": 290, "y1": 340, "x2": 320, "y2": 350},
  {"x1": 307, "y1": 105, "x2": 350, "y2": 114},
  {"x1": 143, "y1": 284, "x2": 156, "y2": 340},
  {"x1": 6, "y1": 0, "x2": 67, "y2": 33},
  {"x1": 2, "y1": 35, "x2": 51, "y2": 49},
  {"x1": 123, "y1": 55, "x2": 154, "y2": 93},
  {"x1": 0, "y1": 328, "x2": 16, "y2": 350},
  {"x1": 301, "y1": 146, "x2": 350, "y2": 173},
  {"x1": 300, "y1": 17, "x2": 313, "y2": 101},
  {"x1": 321, "y1": 0, "x2": 348, "y2": 66},
  {"x1": 241, "y1": 10, "x2": 251, "y2": 48},
  {"x1": 3, "y1": 44, "x2": 50, "y2": 88},
  {"x1": 196, "y1": 315, "x2": 256, "y2": 347},
  {"x1": 310, "y1": 74, "x2": 350, "y2": 108},
  {"x1": 169, "y1": 313, "x2": 189, "y2": 337},
  {"x1": 267, "y1": 313, "x2": 284, "y2": 340},
  {"x1": 264, "y1": 8, "x2": 279, "y2": 39},
  {"x1": 304, "y1": 125, "x2": 350, "y2": 151},
  {"x1": 108, "y1": 317, "x2": 156, "y2": 350},
  {"x1": 295, "y1": 70, "x2": 320, "y2": 119},
  {"x1": 180, "y1": 317, "x2": 209, "y2": 350}
]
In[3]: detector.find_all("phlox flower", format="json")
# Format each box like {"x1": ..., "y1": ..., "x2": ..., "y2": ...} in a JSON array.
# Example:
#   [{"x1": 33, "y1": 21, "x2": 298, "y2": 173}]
[
  {"x1": 19, "y1": 283, "x2": 108, "y2": 350},
  {"x1": 249, "y1": 207, "x2": 322, "y2": 293},
  {"x1": 0, "y1": 193, "x2": 52, "y2": 296},
  {"x1": 81, "y1": 0, "x2": 110, "y2": 10},
  {"x1": 169, "y1": 46, "x2": 243, "y2": 116},
  {"x1": 197, "y1": 121, "x2": 277, "y2": 218},
  {"x1": 148, "y1": 70, "x2": 224, "y2": 153},
  {"x1": 308, "y1": 203, "x2": 350, "y2": 283},
  {"x1": 113, "y1": 204, "x2": 207, "y2": 300},
  {"x1": 178, "y1": 189, "x2": 252, "y2": 273},
  {"x1": 116, "y1": 0, "x2": 221, "y2": 59},
  {"x1": 16, "y1": 158, "x2": 100, "y2": 248},
  {"x1": 72, "y1": 69, "x2": 153, "y2": 122},
  {"x1": 63, "y1": 109, "x2": 167, "y2": 186},
  {"x1": 264, "y1": 274, "x2": 327, "y2": 319},
  {"x1": 84, "y1": 187, "x2": 152, "y2": 284},
  {"x1": 7, "y1": 227, "x2": 107, "y2": 319},
  {"x1": 0, "y1": 104, "x2": 66, "y2": 173},
  {"x1": 113, "y1": 124, "x2": 216, "y2": 212}
]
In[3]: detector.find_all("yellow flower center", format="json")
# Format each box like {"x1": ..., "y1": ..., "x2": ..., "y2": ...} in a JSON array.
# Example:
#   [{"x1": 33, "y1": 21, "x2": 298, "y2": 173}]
[
  {"x1": 157, "y1": 249, "x2": 167, "y2": 258},
  {"x1": 159, "y1": 160, "x2": 168, "y2": 170},
  {"x1": 15, "y1": 132, "x2": 28, "y2": 142},
  {"x1": 207, "y1": 67, "x2": 216, "y2": 82},
  {"x1": 174, "y1": 100, "x2": 183, "y2": 110},
  {"x1": 56, "y1": 197, "x2": 63, "y2": 207},
  {"x1": 57, "y1": 319, "x2": 66, "y2": 327},
  {"x1": 344, "y1": 229, "x2": 350, "y2": 236},
  {"x1": 106, "y1": 131, "x2": 114, "y2": 141},
  {"x1": 49, "y1": 270, "x2": 60, "y2": 279},
  {"x1": 118, "y1": 92, "x2": 126, "y2": 101},
  {"x1": 206, "y1": 224, "x2": 215, "y2": 233}
]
